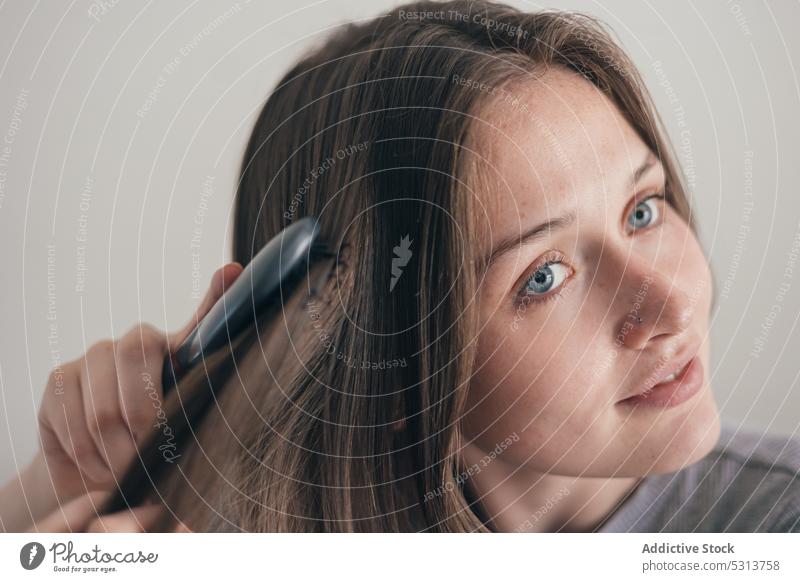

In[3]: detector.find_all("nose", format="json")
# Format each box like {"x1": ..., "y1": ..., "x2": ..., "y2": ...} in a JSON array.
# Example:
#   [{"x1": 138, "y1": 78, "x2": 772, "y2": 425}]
[{"x1": 611, "y1": 265, "x2": 695, "y2": 351}]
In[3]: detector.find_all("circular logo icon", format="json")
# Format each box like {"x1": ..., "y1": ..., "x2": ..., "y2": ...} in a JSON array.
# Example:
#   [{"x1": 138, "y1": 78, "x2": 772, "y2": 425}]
[{"x1": 19, "y1": 542, "x2": 46, "y2": 570}]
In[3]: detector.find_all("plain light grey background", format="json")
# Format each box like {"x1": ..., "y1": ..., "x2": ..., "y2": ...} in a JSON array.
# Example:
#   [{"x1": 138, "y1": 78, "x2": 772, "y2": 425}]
[{"x1": 0, "y1": 0, "x2": 798, "y2": 481}]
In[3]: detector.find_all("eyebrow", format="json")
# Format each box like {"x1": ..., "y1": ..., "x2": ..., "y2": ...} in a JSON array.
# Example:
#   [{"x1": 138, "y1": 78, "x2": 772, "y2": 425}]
[{"x1": 484, "y1": 153, "x2": 659, "y2": 266}]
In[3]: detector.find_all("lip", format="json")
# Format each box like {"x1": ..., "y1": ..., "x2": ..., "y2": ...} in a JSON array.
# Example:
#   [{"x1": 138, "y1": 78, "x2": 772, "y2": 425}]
[
  {"x1": 619, "y1": 339, "x2": 701, "y2": 400},
  {"x1": 618, "y1": 356, "x2": 704, "y2": 409}
]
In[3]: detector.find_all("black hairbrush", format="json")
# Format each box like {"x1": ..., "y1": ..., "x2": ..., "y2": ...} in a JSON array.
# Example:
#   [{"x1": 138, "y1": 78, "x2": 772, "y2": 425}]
[
  {"x1": 105, "y1": 216, "x2": 336, "y2": 516},
  {"x1": 161, "y1": 216, "x2": 333, "y2": 393}
]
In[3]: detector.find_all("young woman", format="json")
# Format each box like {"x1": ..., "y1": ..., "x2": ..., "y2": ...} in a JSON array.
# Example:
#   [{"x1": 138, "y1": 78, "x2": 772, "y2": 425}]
[{"x1": 4, "y1": 0, "x2": 799, "y2": 533}]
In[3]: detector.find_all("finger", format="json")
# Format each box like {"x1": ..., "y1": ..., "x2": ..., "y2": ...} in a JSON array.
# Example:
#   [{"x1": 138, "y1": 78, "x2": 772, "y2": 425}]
[
  {"x1": 80, "y1": 341, "x2": 137, "y2": 480},
  {"x1": 27, "y1": 491, "x2": 110, "y2": 533},
  {"x1": 40, "y1": 418, "x2": 108, "y2": 496},
  {"x1": 173, "y1": 520, "x2": 193, "y2": 533},
  {"x1": 168, "y1": 262, "x2": 244, "y2": 349},
  {"x1": 86, "y1": 504, "x2": 164, "y2": 533},
  {"x1": 40, "y1": 362, "x2": 110, "y2": 485},
  {"x1": 116, "y1": 323, "x2": 167, "y2": 446}
]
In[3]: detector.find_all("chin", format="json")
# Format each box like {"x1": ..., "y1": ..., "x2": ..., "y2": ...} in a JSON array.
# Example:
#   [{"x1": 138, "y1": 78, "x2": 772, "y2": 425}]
[{"x1": 643, "y1": 386, "x2": 721, "y2": 475}]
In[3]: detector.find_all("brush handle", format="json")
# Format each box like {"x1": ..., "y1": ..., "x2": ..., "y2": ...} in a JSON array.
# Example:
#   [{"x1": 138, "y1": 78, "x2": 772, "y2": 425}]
[{"x1": 161, "y1": 352, "x2": 183, "y2": 393}]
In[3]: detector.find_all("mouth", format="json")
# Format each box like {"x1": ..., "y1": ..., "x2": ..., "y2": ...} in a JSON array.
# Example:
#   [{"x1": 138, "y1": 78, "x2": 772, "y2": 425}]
[{"x1": 618, "y1": 354, "x2": 705, "y2": 409}]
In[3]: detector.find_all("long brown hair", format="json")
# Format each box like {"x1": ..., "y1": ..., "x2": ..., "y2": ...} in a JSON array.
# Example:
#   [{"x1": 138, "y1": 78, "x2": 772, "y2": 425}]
[{"x1": 107, "y1": 0, "x2": 698, "y2": 532}]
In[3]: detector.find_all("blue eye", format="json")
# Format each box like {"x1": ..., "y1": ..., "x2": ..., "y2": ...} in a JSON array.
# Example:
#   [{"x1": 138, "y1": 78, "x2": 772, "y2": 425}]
[
  {"x1": 627, "y1": 195, "x2": 663, "y2": 231},
  {"x1": 521, "y1": 259, "x2": 571, "y2": 300}
]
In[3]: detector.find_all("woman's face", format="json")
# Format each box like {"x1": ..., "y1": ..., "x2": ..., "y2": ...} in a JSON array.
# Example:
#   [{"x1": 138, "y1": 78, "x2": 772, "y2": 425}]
[{"x1": 462, "y1": 67, "x2": 720, "y2": 477}]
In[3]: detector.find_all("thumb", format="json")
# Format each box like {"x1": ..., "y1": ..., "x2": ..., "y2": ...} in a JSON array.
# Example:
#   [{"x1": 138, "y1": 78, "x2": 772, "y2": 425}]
[
  {"x1": 168, "y1": 262, "x2": 244, "y2": 349},
  {"x1": 26, "y1": 491, "x2": 112, "y2": 533},
  {"x1": 86, "y1": 504, "x2": 164, "y2": 533}
]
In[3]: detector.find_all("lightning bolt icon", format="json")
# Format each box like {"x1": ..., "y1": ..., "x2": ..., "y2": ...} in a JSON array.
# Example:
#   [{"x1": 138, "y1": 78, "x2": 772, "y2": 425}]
[{"x1": 390, "y1": 235, "x2": 413, "y2": 292}]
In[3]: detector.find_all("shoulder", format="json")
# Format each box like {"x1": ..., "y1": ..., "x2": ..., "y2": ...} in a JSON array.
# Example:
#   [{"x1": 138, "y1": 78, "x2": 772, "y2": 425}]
[
  {"x1": 682, "y1": 422, "x2": 800, "y2": 532},
  {"x1": 714, "y1": 422, "x2": 800, "y2": 474}
]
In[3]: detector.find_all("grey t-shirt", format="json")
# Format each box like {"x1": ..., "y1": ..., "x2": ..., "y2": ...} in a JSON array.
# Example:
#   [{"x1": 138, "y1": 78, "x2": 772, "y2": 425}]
[{"x1": 598, "y1": 422, "x2": 800, "y2": 532}]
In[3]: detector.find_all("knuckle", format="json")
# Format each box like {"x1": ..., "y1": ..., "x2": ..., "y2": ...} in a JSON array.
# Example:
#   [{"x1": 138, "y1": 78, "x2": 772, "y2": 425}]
[
  {"x1": 86, "y1": 340, "x2": 114, "y2": 364},
  {"x1": 123, "y1": 409, "x2": 152, "y2": 432},
  {"x1": 118, "y1": 324, "x2": 164, "y2": 362},
  {"x1": 132, "y1": 323, "x2": 164, "y2": 346},
  {"x1": 138, "y1": 322, "x2": 163, "y2": 341},
  {"x1": 88, "y1": 407, "x2": 121, "y2": 436},
  {"x1": 70, "y1": 439, "x2": 96, "y2": 460},
  {"x1": 116, "y1": 333, "x2": 144, "y2": 362},
  {"x1": 45, "y1": 365, "x2": 69, "y2": 394},
  {"x1": 36, "y1": 406, "x2": 50, "y2": 429}
]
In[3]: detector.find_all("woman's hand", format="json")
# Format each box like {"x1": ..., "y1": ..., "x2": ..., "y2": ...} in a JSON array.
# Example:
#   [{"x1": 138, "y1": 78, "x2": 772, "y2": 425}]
[
  {"x1": 26, "y1": 492, "x2": 192, "y2": 533},
  {"x1": 5, "y1": 262, "x2": 243, "y2": 530}
]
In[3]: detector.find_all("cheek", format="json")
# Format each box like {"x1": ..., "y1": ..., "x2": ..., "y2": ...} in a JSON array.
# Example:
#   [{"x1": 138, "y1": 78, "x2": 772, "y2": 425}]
[{"x1": 465, "y1": 316, "x2": 610, "y2": 448}]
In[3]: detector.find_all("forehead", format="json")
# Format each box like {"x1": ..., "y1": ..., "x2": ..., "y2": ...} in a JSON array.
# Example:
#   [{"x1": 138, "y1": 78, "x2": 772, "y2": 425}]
[{"x1": 470, "y1": 66, "x2": 650, "y2": 230}]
